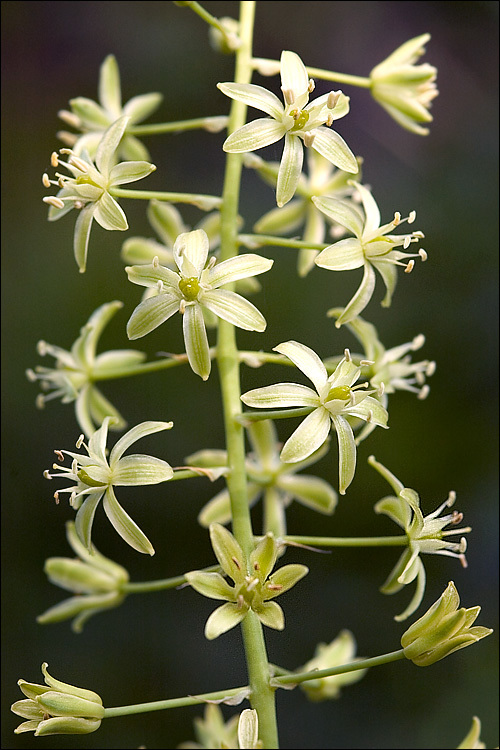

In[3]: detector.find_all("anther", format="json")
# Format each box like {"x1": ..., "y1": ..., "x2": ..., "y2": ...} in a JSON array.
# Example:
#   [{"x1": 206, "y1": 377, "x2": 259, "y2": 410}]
[
  {"x1": 325, "y1": 113, "x2": 334, "y2": 127},
  {"x1": 254, "y1": 562, "x2": 260, "y2": 571},
  {"x1": 57, "y1": 109, "x2": 82, "y2": 128},
  {"x1": 54, "y1": 492, "x2": 60, "y2": 505},
  {"x1": 417, "y1": 384, "x2": 430, "y2": 400},
  {"x1": 237, "y1": 594, "x2": 245, "y2": 609},
  {"x1": 282, "y1": 88, "x2": 295, "y2": 106},
  {"x1": 448, "y1": 490, "x2": 457, "y2": 503},
  {"x1": 360, "y1": 359, "x2": 375, "y2": 366},
  {"x1": 327, "y1": 91, "x2": 340, "y2": 109},
  {"x1": 26, "y1": 368, "x2": 37, "y2": 381},
  {"x1": 308, "y1": 78, "x2": 315, "y2": 93},
  {"x1": 419, "y1": 249, "x2": 428, "y2": 261},
  {"x1": 179, "y1": 300, "x2": 186, "y2": 314},
  {"x1": 152, "y1": 256, "x2": 160, "y2": 268},
  {"x1": 344, "y1": 348, "x2": 351, "y2": 361},
  {"x1": 43, "y1": 470, "x2": 52, "y2": 479},
  {"x1": 68, "y1": 154, "x2": 89, "y2": 172},
  {"x1": 403, "y1": 236, "x2": 411, "y2": 250},
  {"x1": 232, "y1": 556, "x2": 241, "y2": 570},
  {"x1": 378, "y1": 382, "x2": 385, "y2": 396},
  {"x1": 54, "y1": 450, "x2": 64, "y2": 462},
  {"x1": 157, "y1": 280, "x2": 164, "y2": 293},
  {"x1": 303, "y1": 132, "x2": 315, "y2": 147},
  {"x1": 366, "y1": 410, "x2": 373, "y2": 422},
  {"x1": 412, "y1": 334, "x2": 425, "y2": 349},
  {"x1": 43, "y1": 196, "x2": 65, "y2": 209},
  {"x1": 405, "y1": 260, "x2": 415, "y2": 273},
  {"x1": 42, "y1": 173, "x2": 51, "y2": 188},
  {"x1": 35, "y1": 394, "x2": 46, "y2": 409},
  {"x1": 393, "y1": 212, "x2": 401, "y2": 225},
  {"x1": 408, "y1": 210, "x2": 416, "y2": 224},
  {"x1": 426, "y1": 361, "x2": 436, "y2": 376},
  {"x1": 459, "y1": 552, "x2": 468, "y2": 569},
  {"x1": 208, "y1": 256, "x2": 217, "y2": 269},
  {"x1": 267, "y1": 583, "x2": 283, "y2": 591},
  {"x1": 76, "y1": 434, "x2": 85, "y2": 449},
  {"x1": 451, "y1": 510, "x2": 464, "y2": 525},
  {"x1": 50, "y1": 152, "x2": 59, "y2": 167}
]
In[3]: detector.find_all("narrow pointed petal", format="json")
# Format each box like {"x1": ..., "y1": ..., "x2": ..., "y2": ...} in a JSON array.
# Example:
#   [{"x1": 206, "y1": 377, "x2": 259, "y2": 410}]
[
  {"x1": 88, "y1": 417, "x2": 111, "y2": 463},
  {"x1": 174, "y1": 229, "x2": 209, "y2": 277},
  {"x1": 334, "y1": 262, "x2": 377, "y2": 327},
  {"x1": 93, "y1": 192, "x2": 128, "y2": 231},
  {"x1": 123, "y1": 92, "x2": 163, "y2": 123},
  {"x1": 331, "y1": 415, "x2": 356, "y2": 494},
  {"x1": 251, "y1": 533, "x2": 279, "y2": 582},
  {"x1": 185, "y1": 570, "x2": 236, "y2": 601},
  {"x1": 69, "y1": 97, "x2": 110, "y2": 129},
  {"x1": 202, "y1": 290, "x2": 267, "y2": 332},
  {"x1": 217, "y1": 82, "x2": 284, "y2": 119},
  {"x1": 73, "y1": 204, "x2": 95, "y2": 273},
  {"x1": 253, "y1": 600, "x2": 285, "y2": 630},
  {"x1": 95, "y1": 116, "x2": 128, "y2": 174},
  {"x1": 352, "y1": 182, "x2": 381, "y2": 235},
  {"x1": 109, "y1": 160, "x2": 156, "y2": 185},
  {"x1": 273, "y1": 340, "x2": 327, "y2": 393},
  {"x1": 277, "y1": 134, "x2": 303, "y2": 207},
  {"x1": 126, "y1": 294, "x2": 180, "y2": 339},
  {"x1": 266, "y1": 563, "x2": 309, "y2": 598},
  {"x1": 347, "y1": 395, "x2": 388, "y2": 427},
  {"x1": 112, "y1": 455, "x2": 173, "y2": 485},
  {"x1": 209, "y1": 523, "x2": 245, "y2": 581},
  {"x1": 109, "y1": 420, "x2": 173, "y2": 464},
  {"x1": 205, "y1": 254, "x2": 273, "y2": 289},
  {"x1": 309, "y1": 127, "x2": 358, "y2": 173},
  {"x1": 223, "y1": 119, "x2": 286, "y2": 153},
  {"x1": 315, "y1": 237, "x2": 364, "y2": 271},
  {"x1": 280, "y1": 51, "x2": 309, "y2": 101},
  {"x1": 98, "y1": 55, "x2": 122, "y2": 116},
  {"x1": 373, "y1": 259, "x2": 398, "y2": 308},
  {"x1": 74, "y1": 492, "x2": 104, "y2": 550},
  {"x1": 126, "y1": 262, "x2": 180, "y2": 290},
  {"x1": 102, "y1": 487, "x2": 155, "y2": 555},
  {"x1": 281, "y1": 407, "x2": 331, "y2": 463},
  {"x1": 312, "y1": 196, "x2": 364, "y2": 238},
  {"x1": 241, "y1": 383, "x2": 319, "y2": 409},
  {"x1": 183, "y1": 303, "x2": 211, "y2": 380},
  {"x1": 205, "y1": 602, "x2": 247, "y2": 640},
  {"x1": 277, "y1": 474, "x2": 337, "y2": 514}
]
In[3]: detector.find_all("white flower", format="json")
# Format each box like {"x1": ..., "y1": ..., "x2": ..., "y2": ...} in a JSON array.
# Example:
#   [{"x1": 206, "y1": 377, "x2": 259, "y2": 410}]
[
  {"x1": 218, "y1": 50, "x2": 358, "y2": 206},
  {"x1": 241, "y1": 341, "x2": 388, "y2": 494},
  {"x1": 126, "y1": 229, "x2": 273, "y2": 380}
]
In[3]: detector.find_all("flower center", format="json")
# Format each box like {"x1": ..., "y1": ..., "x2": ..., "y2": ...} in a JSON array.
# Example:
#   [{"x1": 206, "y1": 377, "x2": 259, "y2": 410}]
[
  {"x1": 179, "y1": 277, "x2": 200, "y2": 301},
  {"x1": 77, "y1": 468, "x2": 107, "y2": 487},
  {"x1": 326, "y1": 385, "x2": 351, "y2": 401},
  {"x1": 290, "y1": 109, "x2": 309, "y2": 131}
]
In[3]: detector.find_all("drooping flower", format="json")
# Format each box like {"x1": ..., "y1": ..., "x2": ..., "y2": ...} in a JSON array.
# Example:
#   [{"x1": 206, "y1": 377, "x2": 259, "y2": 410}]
[
  {"x1": 37, "y1": 521, "x2": 129, "y2": 633},
  {"x1": 126, "y1": 228, "x2": 273, "y2": 380},
  {"x1": 457, "y1": 717, "x2": 487, "y2": 750},
  {"x1": 369, "y1": 34, "x2": 438, "y2": 136},
  {"x1": 218, "y1": 50, "x2": 358, "y2": 207},
  {"x1": 26, "y1": 300, "x2": 146, "y2": 438},
  {"x1": 185, "y1": 523, "x2": 308, "y2": 640},
  {"x1": 44, "y1": 417, "x2": 174, "y2": 555},
  {"x1": 244, "y1": 149, "x2": 362, "y2": 276},
  {"x1": 43, "y1": 116, "x2": 156, "y2": 272},
  {"x1": 313, "y1": 182, "x2": 426, "y2": 326},
  {"x1": 189, "y1": 419, "x2": 337, "y2": 536},
  {"x1": 11, "y1": 663, "x2": 104, "y2": 736},
  {"x1": 401, "y1": 581, "x2": 492, "y2": 666},
  {"x1": 369, "y1": 455, "x2": 471, "y2": 621},
  {"x1": 241, "y1": 341, "x2": 388, "y2": 494},
  {"x1": 299, "y1": 630, "x2": 368, "y2": 701}
]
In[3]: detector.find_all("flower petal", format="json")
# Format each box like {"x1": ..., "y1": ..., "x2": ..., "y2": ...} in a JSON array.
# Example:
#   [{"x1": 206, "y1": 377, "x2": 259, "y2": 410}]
[
  {"x1": 280, "y1": 51, "x2": 309, "y2": 103},
  {"x1": 266, "y1": 563, "x2": 309, "y2": 598},
  {"x1": 217, "y1": 82, "x2": 284, "y2": 120},
  {"x1": 276, "y1": 134, "x2": 304, "y2": 207},
  {"x1": 102, "y1": 487, "x2": 155, "y2": 555},
  {"x1": 183, "y1": 303, "x2": 211, "y2": 380},
  {"x1": 109, "y1": 160, "x2": 156, "y2": 186},
  {"x1": 122, "y1": 92, "x2": 163, "y2": 124},
  {"x1": 312, "y1": 196, "x2": 365, "y2": 238},
  {"x1": 315, "y1": 237, "x2": 364, "y2": 271},
  {"x1": 73, "y1": 204, "x2": 95, "y2": 273},
  {"x1": 309, "y1": 127, "x2": 358, "y2": 173},
  {"x1": 277, "y1": 474, "x2": 337, "y2": 514},
  {"x1": 205, "y1": 254, "x2": 273, "y2": 289},
  {"x1": 174, "y1": 229, "x2": 209, "y2": 277},
  {"x1": 209, "y1": 523, "x2": 245, "y2": 581},
  {"x1": 334, "y1": 262, "x2": 377, "y2": 328},
  {"x1": 126, "y1": 262, "x2": 180, "y2": 290},
  {"x1": 93, "y1": 192, "x2": 128, "y2": 231},
  {"x1": 201, "y1": 289, "x2": 266, "y2": 332},
  {"x1": 205, "y1": 602, "x2": 247, "y2": 640},
  {"x1": 330, "y1": 415, "x2": 356, "y2": 494},
  {"x1": 109, "y1": 420, "x2": 173, "y2": 464},
  {"x1": 273, "y1": 340, "x2": 328, "y2": 393},
  {"x1": 112, "y1": 455, "x2": 173, "y2": 485},
  {"x1": 126, "y1": 294, "x2": 180, "y2": 339},
  {"x1": 185, "y1": 570, "x2": 236, "y2": 601},
  {"x1": 75, "y1": 492, "x2": 104, "y2": 551},
  {"x1": 280, "y1": 407, "x2": 331, "y2": 463},
  {"x1": 98, "y1": 55, "x2": 122, "y2": 116},
  {"x1": 95, "y1": 116, "x2": 128, "y2": 175},
  {"x1": 241, "y1": 383, "x2": 319, "y2": 409},
  {"x1": 253, "y1": 600, "x2": 284, "y2": 630},
  {"x1": 223, "y1": 119, "x2": 286, "y2": 153}
]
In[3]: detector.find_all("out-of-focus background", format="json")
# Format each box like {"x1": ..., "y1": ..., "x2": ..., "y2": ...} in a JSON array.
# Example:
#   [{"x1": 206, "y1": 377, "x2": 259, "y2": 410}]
[{"x1": 2, "y1": 2, "x2": 498, "y2": 748}]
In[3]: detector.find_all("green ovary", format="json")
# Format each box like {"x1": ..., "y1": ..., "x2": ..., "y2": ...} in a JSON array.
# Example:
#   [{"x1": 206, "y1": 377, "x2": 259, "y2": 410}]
[
  {"x1": 179, "y1": 276, "x2": 200, "y2": 301},
  {"x1": 327, "y1": 385, "x2": 351, "y2": 401},
  {"x1": 290, "y1": 110, "x2": 309, "y2": 131}
]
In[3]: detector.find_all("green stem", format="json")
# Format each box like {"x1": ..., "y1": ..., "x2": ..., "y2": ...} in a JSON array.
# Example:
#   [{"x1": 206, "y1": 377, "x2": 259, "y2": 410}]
[
  {"x1": 283, "y1": 535, "x2": 407, "y2": 548},
  {"x1": 216, "y1": 3, "x2": 278, "y2": 747},
  {"x1": 252, "y1": 57, "x2": 371, "y2": 88},
  {"x1": 128, "y1": 116, "x2": 228, "y2": 136},
  {"x1": 109, "y1": 187, "x2": 221, "y2": 211},
  {"x1": 122, "y1": 564, "x2": 220, "y2": 594},
  {"x1": 272, "y1": 650, "x2": 405, "y2": 688},
  {"x1": 237, "y1": 407, "x2": 313, "y2": 424},
  {"x1": 176, "y1": 1, "x2": 237, "y2": 44},
  {"x1": 238, "y1": 233, "x2": 327, "y2": 251},
  {"x1": 103, "y1": 684, "x2": 249, "y2": 719}
]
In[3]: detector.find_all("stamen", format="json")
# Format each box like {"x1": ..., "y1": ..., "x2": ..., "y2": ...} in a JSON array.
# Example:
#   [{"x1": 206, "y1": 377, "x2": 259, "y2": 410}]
[
  {"x1": 43, "y1": 196, "x2": 65, "y2": 209},
  {"x1": 308, "y1": 78, "x2": 315, "y2": 93},
  {"x1": 43, "y1": 470, "x2": 52, "y2": 479},
  {"x1": 54, "y1": 450, "x2": 64, "y2": 462},
  {"x1": 232, "y1": 556, "x2": 241, "y2": 570},
  {"x1": 50, "y1": 152, "x2": 59, "y2": 167},
  {"x1": 419, "y1": 249, "x2": 428, "y2": 261},
  {"x1": 403, "y1": 236, "x2": 411, "y2": 250},
  {"x1": 254, "y1": 561, "x2": 260, "y2": 571},
  {"x1": 393, "y1": 212, "x2": 401, "y2": 225},
  {"x1": 303, "y1": 132, "x2": 315, "y2": 147},
  {"x1": 26, "y1": 368, "x2": 37, "y2": 382},
  {"x1": 54, "y1": 492, "x2": 60, "y2": 505},
  {"x1": 75, "y1": 434, "x2": 85, "y2": 449},
  {"x1": 404, "y1": 260, "x2": 415, "y2": 273},
  {"x1": 344, "y1": 348, "x2": 351, "y2": 361},
  {"x1": 179, "y1": 299, "x2": 186, "y2": 314},
  {"x1": 237, "y1": 594, "x2": 245, "y2": 609},
  {"x1": 282, "y1": 88, "x2": 295, "y2": 106},
  {"x1": 208, "y1": 256, "x2": 217, "y2": 269},
  {"x1": 366, "y1": 410, "x2": 373, "y2": 422},
  {"x1": 157, "y1": 280, "x2": 164, "y2": 294},
  {"x1": 325, "y1": 113, "x2": 334, "y2": 127},
  {"x1": 426, "y1": 361, "x2": 436, "y2": 376},
  {"x1": 152, "y1": 256, "x2": 160, "y2": 268},
  {"x1": 459, "y1": 552, "x2": 468, "y2": 568},
  {"x1": 35, "y1": 394, "x2": 46, "y2": 409},
  {"x1": 360, "y1": 359, "x2": 375, "y2": 366},
  {"x1": 411, "y1": 334, "x2": 425, "y2": 349},
  {"x1": 267, "y1": 583, "x2": 283, "y2": 591},
  {"x1": 245, "y1": 576, "x2": 258, "y2": 592},
  {"x1": 57, "y1": 109, "x2": 82, "y2": 128},
  {"x1": 417, "y1": 384, "x2": 430, "y2": 400},
  {"x1": 42, "y1": 173, "x2": 51, "y2": 188},
  {"x1": 378, "y1": 382, "x2": 385, "y2": 397},
  {"x1": 447, "y1": 490, "x2": 457, "y2": 504},
  {"x1": 413, "y1": 231, "x2": 425, "y2": 239},
  {"x1": 408, "y1": 210, "x2": 416, "y2": 224},
  {"x1": 327, "y1": 91, "x2": 340, "y2": 109}
]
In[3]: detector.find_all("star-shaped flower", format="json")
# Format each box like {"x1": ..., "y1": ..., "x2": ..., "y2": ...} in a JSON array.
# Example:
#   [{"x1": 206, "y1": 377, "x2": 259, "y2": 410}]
[
  {"x1": 26, "y1": 300, "x2": 146, "y2": 438},
  {"x1": 313, "y1": 181, "x2": 426, "y2": 326},
  {"x1": 44, "y1": 417, "x2": 174, "y2": 555},
  {"x1": 58, "y1": 54, "x2": 162, "y2": 161},
  {"x1": 369, "y1": 455, "x2": 471, "y2": 621},
  {"x1": 37, "y1": 521, "x2": 129, "y2": 633},
  {"x1": 43, "y1": 116, "x2": 156, "y2": 272},
  {"x1": 185, "y1": 523, "x2": 308, "y2": 639},
  {"x1": 299, "y1": 630, "x2": 368, "y2": 701},
  {"x1": 218, "y1": 50, "x2": 358, "y2": 207},
  {"x1": 369, "y1": 34, "x2": 438, "y2": 136},
  {"x1": 241, "y1": 341, "x2": 388, "y2": 494},
  {"x1": 126, "y1": 228, "x2": 273, "y2": 380}
]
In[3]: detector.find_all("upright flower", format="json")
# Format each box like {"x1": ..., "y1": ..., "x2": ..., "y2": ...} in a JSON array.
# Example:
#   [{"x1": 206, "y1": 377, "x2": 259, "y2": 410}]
[
  {"x1": 58, "y1": 54, "x2": 162, "y2": 161},
  {"x1": 37, "y1": 521, "x2": 129, "y2": 633},
  {"x1": 218, "y1": 50, "x2": 358, "y2": 207},
  {"x1": 43, "y1": 116, "x2": 156, "y2": 272},
  {"x1": 369, "y1": 456, "x2": 471, "y2": 621},
  {"x1": 26, "y1": 300, "x2": 146, "y2": 438},
  {"x1": 369, "y1": 34, "x2": 438, "y2": 136},
  {"x1": 189, "y1": 419, "x2": 337, "y2": 537},
  {"x1": 299, "y1": 630, "x2": 368, "y2": 701},
  {"x1": 457, "y1": 717, "x2": 487, "y2": 750},
  {"x1": 178, "y1": 704, "x2": 240, "y2": 749},
  {"x1": 185, "y1": 523, "x2": 308, "y2": 640},
  {"x1": 401, "y1": 581, "x2": 492, "y2": 666},
  {"x1": 244, "y1": 149, "x2": 362, "y2": 276},
  {"x1": 126, "y1": 228, "x2": 273, "y2": 380},
  {"x1": 314, "y1": 182, "x2": 426, "y2": 326},
  {"x1": 241, "y1": 341, "x2": 388, "y2": 494},
  {"x1": 11, "y1": 663, "x2": 104, "y2": 736},
  {"x1": 44, "y1": 417, "x2": 174, "y2": 555}
]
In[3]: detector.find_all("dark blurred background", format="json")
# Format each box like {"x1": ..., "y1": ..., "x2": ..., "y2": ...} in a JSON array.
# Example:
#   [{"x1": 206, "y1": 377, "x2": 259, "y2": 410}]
[{"x1": 1, "y1": 2, "x2": 498, "y2": 748}]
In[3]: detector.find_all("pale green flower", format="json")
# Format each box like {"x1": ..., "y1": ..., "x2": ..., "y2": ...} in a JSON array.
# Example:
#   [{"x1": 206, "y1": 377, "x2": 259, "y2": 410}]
[
  {"x1": 244, "y1": 150, "x2": 362, "y2": 276},
  {"x1": 401, "y1": 581, "x2": 493, "y2": 666},
  {"x1": 218, "y1": 50, "x2": 357, "y2": 207},
  {"x1": 370, "y1": 34, "x2": 438, "y2": 135},
  {"x1": 313, "y1": 181, "x2": 426, "y2": 326},
  {"x1": 241, "y1": 341, "x2": 388, "y2": 495},
  {"x1": 11, "y1": 663, "x2": 104, "y2": 736},
  {"x1": 237, "y1": 710, "x2": 261, "y2": 749},
  {"x1": 37, "y1": 521, "x2": 129, "y2": 633},
  {"x1": 178, "y1": 703, "x2": 240, "y2": 749},
  {"x1": 126, "y1": 228, "x2": 273, "y2": 380},
  {"x1": 185, "y1": 524, "x2": 308, "y2": 639},
  {"x1": 26, "y1": 300, "x2": 146, "y2": 438},
  {"x1": 190, "y1": 419, "x2": 337, "y2": 536},
  {"x1": 299, "y1": 630, "x2": 368, "y2": 701},
  {"x1": 44, "y1": 417, "x2": 174, "y2": 555},
  {"x1": 58, "y1": 54, "x2": 162, "y2": 161},
  {"x1": 369, "y1": 456, "x2": 471, "y2": 621},
  {"x1": 457, "y1": 717, "x2": 487, "y2": 750},
  {"x1": 43, "y1": 116, "x2": 156, "y2": 272}
]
